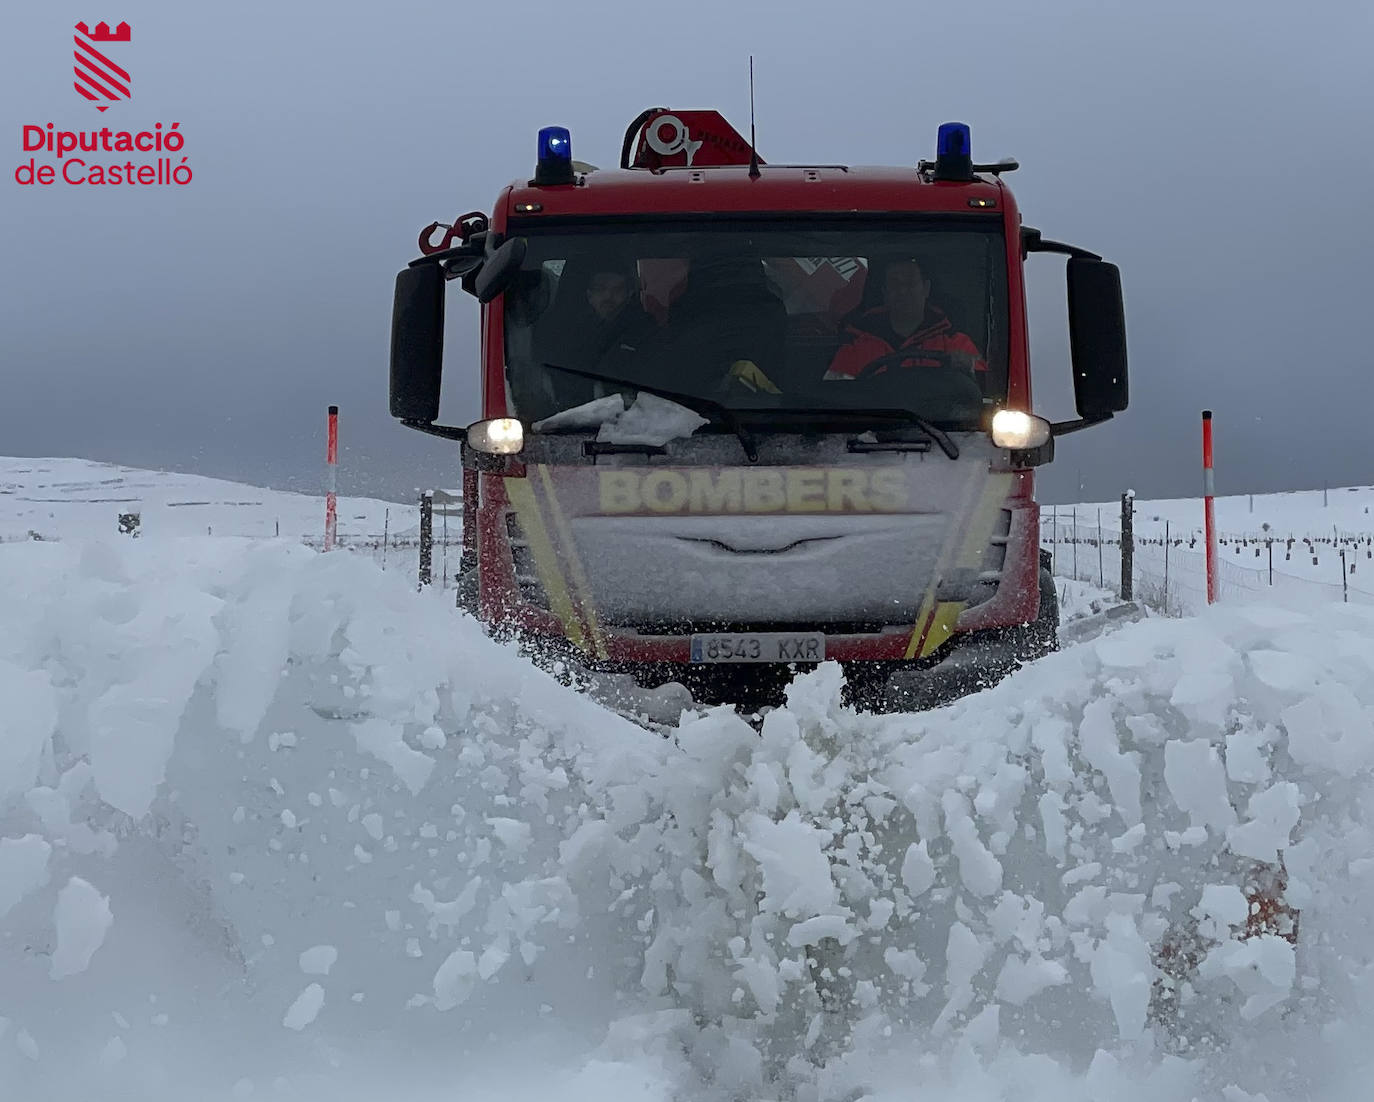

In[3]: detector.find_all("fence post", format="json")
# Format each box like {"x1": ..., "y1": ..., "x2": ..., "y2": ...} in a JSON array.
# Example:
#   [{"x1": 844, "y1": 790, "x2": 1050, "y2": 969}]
[
  {"x1": 1202, "y1": 410, "x2": 1218, "y2": 604},
  {"x1": 442, "y1": 505, "x2": 449, "y2": 591},
  {"x1": 1072, "y1": 506, "x2": 1078, "y2": 580},
  {"x1": 1097, "y1": 508, "x2": 1104, "y2": 588},
  {"x1": 419, "y1": 492, "x2": 433, "y2": 588},
  {"x1": 1164, "y1": 520, "x2": 1170, "y2": 610},
  {"x1": 324, "y1": 405, "x2": 339, "y2": 552},
  {"x1": 1051, "y1": 506, "x2": 1058, "y2": 576},
  {"x1": 1121, "y1": 491, "x2": 1134, "y2": 600},
  {"x1": 382, "y1": 508, "x2": 390, "y2": 570},
  {"x1": 1341, "y1": 549, "x2": 1349, "y2": 603},
  {"x1": 1267, "y1": 539, "x2": 1273, "y2": 585}
]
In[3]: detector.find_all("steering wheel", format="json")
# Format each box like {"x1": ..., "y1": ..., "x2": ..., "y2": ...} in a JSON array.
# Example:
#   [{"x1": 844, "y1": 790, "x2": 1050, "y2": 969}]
[
  {"x1": 852, "y1": 346, "x2": 961, "y2": 382},
  {"x1": 846, "y1": 347, "x2": 986, "y2": 420}
]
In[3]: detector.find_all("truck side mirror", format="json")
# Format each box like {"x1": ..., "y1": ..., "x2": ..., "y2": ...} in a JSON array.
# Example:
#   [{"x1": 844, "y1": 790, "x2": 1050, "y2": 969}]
[
  {"x1": 474, "y1": 237, "x2": 528, "y2": 304},
  {"x1": 390, "y1": 264, "x2": 445, "y2": 422},
  {"x1": 1067, "y1": 257, "x2": 1128, "y2": 418}
]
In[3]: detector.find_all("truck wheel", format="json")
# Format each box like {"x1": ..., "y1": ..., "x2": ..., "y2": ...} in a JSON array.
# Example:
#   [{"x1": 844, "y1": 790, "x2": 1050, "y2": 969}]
[
  {"x1": 1004, "y1": 568, "x2": 1059, "y2": 664},
  {"x1": 454, "y1": 568, "x2": 478, "y2": 613},
  {"x1": 1026, "y1": 567, "x2": 1060, "y2": 657}
]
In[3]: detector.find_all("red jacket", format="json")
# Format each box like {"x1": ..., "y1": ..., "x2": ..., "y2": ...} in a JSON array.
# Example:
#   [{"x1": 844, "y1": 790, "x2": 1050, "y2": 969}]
[{"x1": 824, "y1": 305, "x2": 987, "y2": 380}]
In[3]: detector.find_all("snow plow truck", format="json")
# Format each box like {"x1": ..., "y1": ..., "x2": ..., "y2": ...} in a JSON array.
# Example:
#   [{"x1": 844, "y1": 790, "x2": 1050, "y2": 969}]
[{"x1": 388, "y1": 109, "x2": 1128, "y2": 715}]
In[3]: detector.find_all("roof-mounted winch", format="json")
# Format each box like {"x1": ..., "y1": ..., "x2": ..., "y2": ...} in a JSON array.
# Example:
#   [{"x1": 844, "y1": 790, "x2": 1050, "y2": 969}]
[{"x1": 620, "y1": 109, "x2": 761, "y2": 170}]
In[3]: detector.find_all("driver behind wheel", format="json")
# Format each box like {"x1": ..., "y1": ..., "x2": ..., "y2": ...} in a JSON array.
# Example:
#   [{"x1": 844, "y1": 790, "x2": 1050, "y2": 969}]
[{"x1": 823, "y1": 257, "x2": 986, "y2": 381}]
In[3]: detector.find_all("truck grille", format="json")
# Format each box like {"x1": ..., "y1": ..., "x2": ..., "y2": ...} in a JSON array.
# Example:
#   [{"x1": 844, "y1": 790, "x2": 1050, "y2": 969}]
[
  {"x1": 505, "y1": 513, "x2": 550, "y2": 611},
  {"x1": 967, "y1": 508, "x2": 1012, "y2": 608}
]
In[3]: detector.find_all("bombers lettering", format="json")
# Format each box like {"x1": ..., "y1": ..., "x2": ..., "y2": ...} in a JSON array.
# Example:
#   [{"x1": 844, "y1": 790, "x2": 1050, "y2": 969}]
[{"x1": 597, "y1": 468, "x2": 909, "y2": 514}]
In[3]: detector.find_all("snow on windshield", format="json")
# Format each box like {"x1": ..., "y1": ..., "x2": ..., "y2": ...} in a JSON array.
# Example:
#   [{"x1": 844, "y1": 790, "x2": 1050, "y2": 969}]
[
  {"x1": 534, "y1": 391, "x2": 708, "y2": 446},
  {"x1": 3, "y1": 529, "x2": 1374, "y2": 1099}
]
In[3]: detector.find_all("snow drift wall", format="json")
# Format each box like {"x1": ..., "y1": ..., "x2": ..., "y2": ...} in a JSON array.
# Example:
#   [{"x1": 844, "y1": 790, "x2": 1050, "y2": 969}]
[{"x1": 2, "y1": 534, "x2": 1374, "y2": 1101}]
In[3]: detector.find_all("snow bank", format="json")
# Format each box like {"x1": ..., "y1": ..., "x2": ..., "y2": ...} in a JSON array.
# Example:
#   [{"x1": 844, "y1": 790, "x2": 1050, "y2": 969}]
[{"x1": 2, "y1": 533, "x2": 1374, "y2": 1100}]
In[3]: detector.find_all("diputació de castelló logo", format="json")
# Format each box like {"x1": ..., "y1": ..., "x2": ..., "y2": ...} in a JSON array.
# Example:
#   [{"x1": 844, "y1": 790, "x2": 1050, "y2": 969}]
[
  {"x1": 15, "y1": 20, "x2": 193, "y2": 187},
  {"x1": 74, "y1": 20, "x2": 132, "y2": 111}
]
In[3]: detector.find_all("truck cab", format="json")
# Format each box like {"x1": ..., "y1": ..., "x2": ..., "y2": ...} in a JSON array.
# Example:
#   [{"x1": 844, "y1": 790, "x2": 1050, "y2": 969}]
[{"x1": 389, "y1": 110, "x2": 1127, "y2": 713}]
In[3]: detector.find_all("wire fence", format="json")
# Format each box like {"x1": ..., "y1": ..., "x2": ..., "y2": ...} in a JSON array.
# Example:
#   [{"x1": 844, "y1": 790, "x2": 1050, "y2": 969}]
[
  {"x1": 5, "y1": 504, "x2": 464, "y2": 593},
  {"x1": 1040, "y1": 508, "x2": 1374, "y2": 617},
  {"x1": 299, "y1": 531, "x2": 463, "y2": 587},
  {"x1": 14, "y1": 493, "x2": 1374, "y2": 615}
]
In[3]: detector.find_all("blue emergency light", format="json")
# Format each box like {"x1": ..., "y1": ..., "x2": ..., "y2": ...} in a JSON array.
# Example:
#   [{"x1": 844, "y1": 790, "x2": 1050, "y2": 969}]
[
  {"x1": 534, "y1": 126, "x2": 574, "y2": 186},
  {"x1": 934, "y1": 122, "x2": 973, "y2": 181}
]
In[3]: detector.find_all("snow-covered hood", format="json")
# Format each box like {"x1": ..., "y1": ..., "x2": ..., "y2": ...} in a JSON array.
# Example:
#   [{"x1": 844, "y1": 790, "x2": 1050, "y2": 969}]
[{"x1": 506, "y1": 435, "x2": 1013, "y2": 630}]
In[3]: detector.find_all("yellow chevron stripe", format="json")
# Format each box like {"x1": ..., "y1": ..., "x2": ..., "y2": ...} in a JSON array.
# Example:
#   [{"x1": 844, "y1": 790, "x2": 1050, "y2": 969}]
[
  {"x1": 904, "y1": 463, "x2": 987, "y2": 659},
  {"x1": 913, "y1": 473, "x2": 1015, "y2": 658},
  {"x1": 905, "y1": 590, "x2": 938, "y2": 661},
  {"x1": 918, "y1": 601, "x2": 967, "y2": 658},
  {"x1": 905, "y1": 466, "x2": 1018, "y2": 659},
  {"x1": 504, "y1": 476, "x2": 588, "y2": 653},
  {"x1": 535, "y1": 465, "x2": 608, "y2": 659}
]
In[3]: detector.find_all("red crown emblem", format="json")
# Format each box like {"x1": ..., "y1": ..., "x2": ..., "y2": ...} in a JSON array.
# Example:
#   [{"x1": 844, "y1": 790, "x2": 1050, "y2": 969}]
[{"x1": 73, "y1": 21, "x2": 132, "y2": 111}]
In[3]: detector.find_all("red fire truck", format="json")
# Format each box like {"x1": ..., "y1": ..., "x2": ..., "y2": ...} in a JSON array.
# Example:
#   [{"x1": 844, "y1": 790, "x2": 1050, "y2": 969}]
[{"x1": 389, "y1": 109, "x2": 1127, "y2": 714}]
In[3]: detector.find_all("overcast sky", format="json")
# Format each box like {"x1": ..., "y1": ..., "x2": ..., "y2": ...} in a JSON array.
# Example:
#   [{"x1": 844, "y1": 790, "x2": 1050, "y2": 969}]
[{"x1": 4, "y1": 0, "x2": 1371, "y2": 505}]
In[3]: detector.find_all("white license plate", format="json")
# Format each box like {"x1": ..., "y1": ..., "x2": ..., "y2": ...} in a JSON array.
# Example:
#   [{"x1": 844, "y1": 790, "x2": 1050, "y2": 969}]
[{"x1": 690, "y1": 633, "x2": 825, "y2": 663}]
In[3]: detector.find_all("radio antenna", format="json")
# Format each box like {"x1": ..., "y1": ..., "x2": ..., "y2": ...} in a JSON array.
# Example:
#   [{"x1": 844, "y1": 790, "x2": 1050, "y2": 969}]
[{"x1": 748, "y1": 56, "x2": 761, "y2": 179}]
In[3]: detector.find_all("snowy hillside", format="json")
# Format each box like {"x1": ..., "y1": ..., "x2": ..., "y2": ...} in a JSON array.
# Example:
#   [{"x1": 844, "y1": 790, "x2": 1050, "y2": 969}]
[
  {"x1": 1084, "y1": 484, "x2": 1374, "y2": 542},
  {"x1": 2, "y1": 463, "x2": 1374, "y2": 1100},
  {"x1": 0, "y1": 456, "x2": 421, "y2": 544}
]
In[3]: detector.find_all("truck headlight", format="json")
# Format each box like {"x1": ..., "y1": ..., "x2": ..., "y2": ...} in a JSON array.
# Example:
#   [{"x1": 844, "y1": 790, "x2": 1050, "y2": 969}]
[
  {"x1": 990, "y1": 409, "x2": 1051, "y2": 449},
  {"x1": 467, "y1": 418, "x2": 524, "y2": 454}
]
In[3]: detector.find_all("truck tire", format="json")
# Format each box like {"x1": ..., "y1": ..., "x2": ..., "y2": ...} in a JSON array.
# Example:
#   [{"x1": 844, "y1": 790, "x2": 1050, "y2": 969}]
[
  {"x1": 1001, "y1": 567, "x2": 1059, "y2": 665},
  {"x1": 454, "y1": 568, "x2": 478, "y2": 614},
  {"x1": 1025, "y1": 567, "x2": 1060, "y2": 657}
]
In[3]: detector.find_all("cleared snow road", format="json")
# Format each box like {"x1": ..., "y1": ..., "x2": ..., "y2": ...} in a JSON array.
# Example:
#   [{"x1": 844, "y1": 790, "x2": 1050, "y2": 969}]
[{"x1": 1, "y1": 531, "x2": 1372, "y2": 1101}]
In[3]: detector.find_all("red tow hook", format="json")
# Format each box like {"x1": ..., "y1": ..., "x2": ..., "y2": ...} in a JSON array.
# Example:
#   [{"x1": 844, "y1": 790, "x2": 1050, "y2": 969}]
[
  {"x1": 418, "y1": 221, "x2": 460, "y2": 255},
  {"x1": 417, "y1": 211, "x2": 489, "y2": 256}
]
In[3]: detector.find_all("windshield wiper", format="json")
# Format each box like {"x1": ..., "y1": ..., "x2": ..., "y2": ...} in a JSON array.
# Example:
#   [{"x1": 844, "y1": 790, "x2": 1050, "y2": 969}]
[
  {"x1": 539, "y1": 363, "x2": 759, "y2": 462},
  {"x1": 536, "y1": 365, "x2": 959, "y2": 460},
  {"x1": 582, "y1": 441, "x2": 667, "y2": 457},
  {"x1": 737, "y1": 405, "x2": 960, "y2": 460},
  {"x1": 825, "y1": 408, "x2": 959, "y2": 459}
]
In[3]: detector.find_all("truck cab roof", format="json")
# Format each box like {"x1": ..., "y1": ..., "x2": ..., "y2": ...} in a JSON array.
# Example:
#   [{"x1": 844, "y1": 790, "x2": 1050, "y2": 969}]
[
  {"x1": 502, "y1": 110, "x2": 1011, "y2": 223},
  {"x1": 504, "y1": 165, "x2": 1007, "y2": 221}
]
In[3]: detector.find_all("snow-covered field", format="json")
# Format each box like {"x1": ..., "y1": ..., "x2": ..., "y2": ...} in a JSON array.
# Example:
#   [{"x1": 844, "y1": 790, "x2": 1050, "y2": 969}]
[
  {"x1": 1045, "y1": 485, "x2": 1374, "y2": 614},
  {"x1": 0, "y1": 456, "x2": 422, "y2": 544},
  {"x1": 0, "y1": 456, "x2": 467, "y2": 589},
  {"x1": 3, "y1": 460, "x2": 1374, "y2": 1101},
  {"x1": 1090, "y1": 484, "x2": 1374, "y2": 545}
]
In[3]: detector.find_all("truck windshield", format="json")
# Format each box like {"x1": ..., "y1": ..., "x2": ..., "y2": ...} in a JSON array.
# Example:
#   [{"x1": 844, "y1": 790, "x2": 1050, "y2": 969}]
[{"x1": 501, "y1": 220, "x2": 1009, "y2": 430}]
